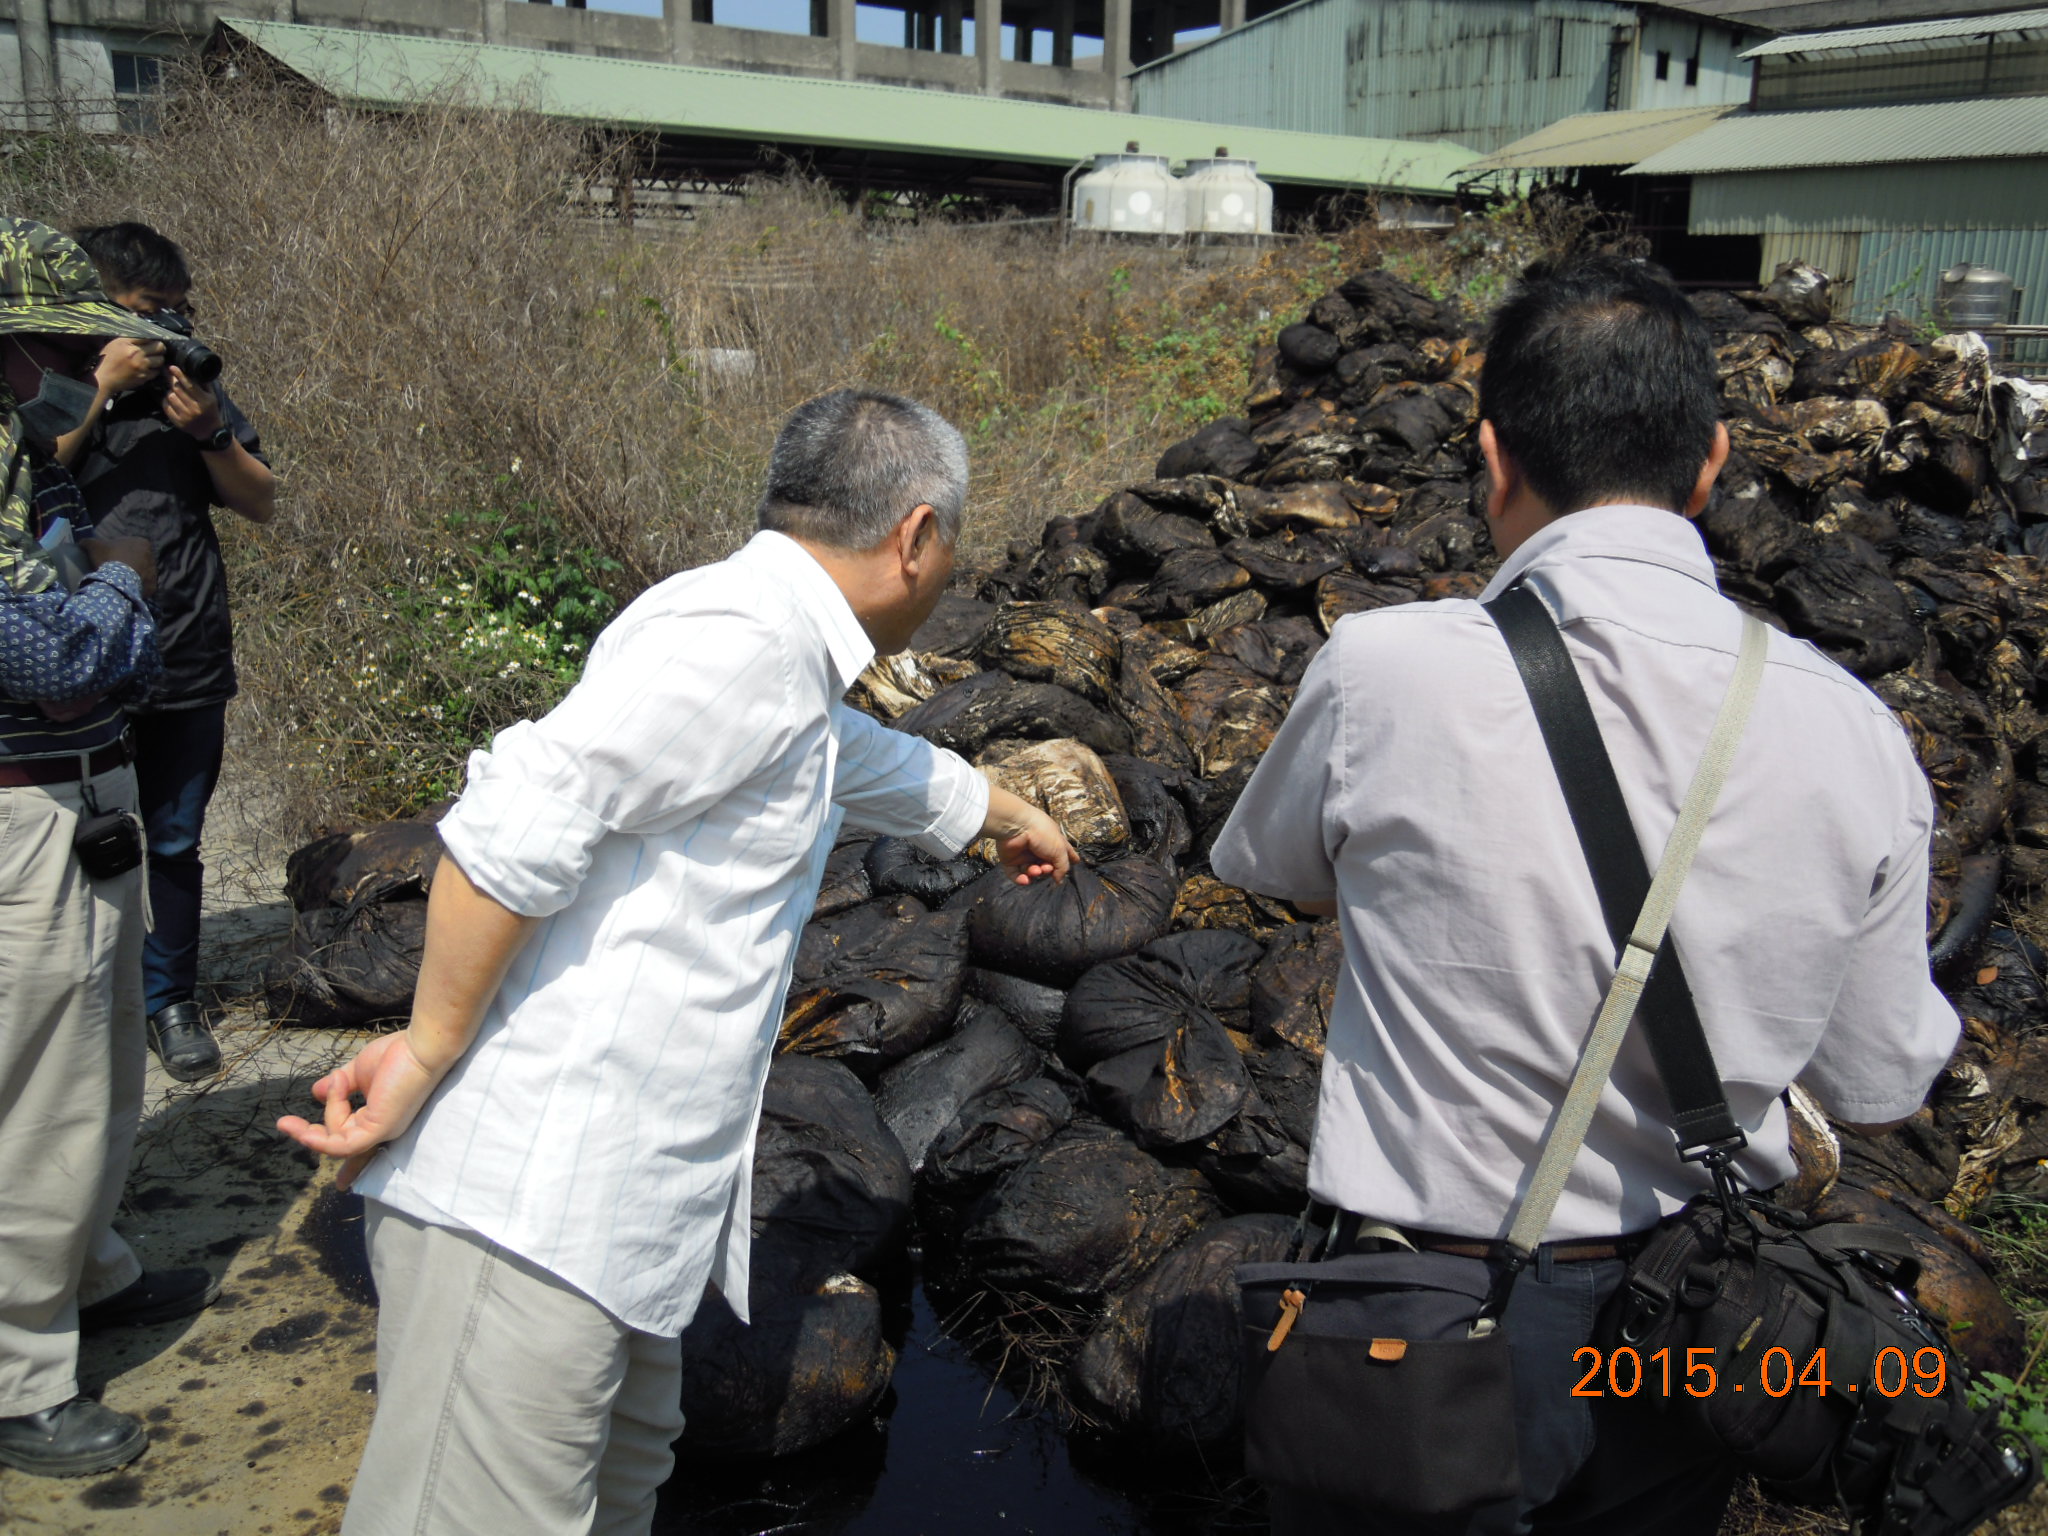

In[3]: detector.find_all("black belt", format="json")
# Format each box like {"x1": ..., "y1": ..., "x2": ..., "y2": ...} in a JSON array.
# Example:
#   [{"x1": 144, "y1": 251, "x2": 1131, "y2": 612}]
[{"x1": 0, "y1": 737, "x2": 133, "y2": 788}]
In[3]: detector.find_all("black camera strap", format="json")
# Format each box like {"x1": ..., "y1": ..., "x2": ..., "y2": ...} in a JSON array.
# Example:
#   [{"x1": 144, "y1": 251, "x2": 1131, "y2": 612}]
[{"x1": 1484, "y1": 584, "x2": 1746, "y2": 1160}]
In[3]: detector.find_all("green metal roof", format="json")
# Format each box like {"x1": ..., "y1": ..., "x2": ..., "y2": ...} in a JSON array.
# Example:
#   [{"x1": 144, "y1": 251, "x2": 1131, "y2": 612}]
[
  {"x1": 218, "y1": 19, "x2": 1477, "y2": 194},
  {"x1": 1743, "y1": 6, "x2": 2048, "y2": 55},
  {"x1": 1468, "y1": 105, "x2": 1737, "y2": 170},
  {"x1": 1627, "y1": 95, "x2": 2048, "y2": 172}
]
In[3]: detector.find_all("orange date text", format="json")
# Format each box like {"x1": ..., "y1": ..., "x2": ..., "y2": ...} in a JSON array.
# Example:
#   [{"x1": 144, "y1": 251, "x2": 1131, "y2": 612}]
[{"x1": 1570, "y1": 1346, "x2": 1947, "y2": 1399}]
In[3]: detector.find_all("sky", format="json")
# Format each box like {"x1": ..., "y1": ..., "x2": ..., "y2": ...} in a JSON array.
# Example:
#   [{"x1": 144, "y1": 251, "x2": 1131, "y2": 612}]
[{"x1": 551, "y1": 0, "x2": 1231, "y2": 57}]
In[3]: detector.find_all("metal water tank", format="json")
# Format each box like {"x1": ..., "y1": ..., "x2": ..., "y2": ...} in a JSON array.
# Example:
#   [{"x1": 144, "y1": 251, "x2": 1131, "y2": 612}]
[
  {"x1": 1936, "y1": 263, "x2": 2018, "y2": 332},
  {"x1": 1179, "y1": 148, "x2": 1274, "y2": 235},
  {"x1": 1071, "y1": 143, "x2": 1186, "y2": 235}
]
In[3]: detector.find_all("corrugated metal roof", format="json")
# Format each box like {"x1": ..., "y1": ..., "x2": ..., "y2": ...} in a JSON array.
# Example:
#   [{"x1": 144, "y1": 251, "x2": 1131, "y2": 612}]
[
  {"x1": 220, "y1": 19, "x2": 1476, "y2": 193},
  {"x1": 1468, "y1": 105, "x2": 1736, "y2": 169},
  {"x1": 1743, "y1": 6, "x2": 2048, "y2": 55},
  {"x1": 1626, "y1": 94, "x2": 2048, "y2": 171},
  {"x1": 1660, "y1": 0, "x2": 2042, "y2": 29}
]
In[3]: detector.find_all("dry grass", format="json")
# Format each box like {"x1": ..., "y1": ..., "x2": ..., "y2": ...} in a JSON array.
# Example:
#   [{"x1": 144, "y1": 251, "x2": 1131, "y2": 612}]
[
  {"x1": 934, "y1": 1281, "x2": 1105, "y2": 1427},
  {"x1": 0, "y1": 64, "x2": 1423, "y2": 834}
]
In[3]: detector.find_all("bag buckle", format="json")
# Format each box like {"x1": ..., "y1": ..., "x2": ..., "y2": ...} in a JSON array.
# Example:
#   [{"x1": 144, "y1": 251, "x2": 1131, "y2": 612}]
[
  {"x1": 1614, "y1": 1272, "x2": 1672, "y2": 1346},
  {"x1": 1680, "y1": 1134, "x2": 1751, "y2": 1226},
  {"x1": 1470, "y1": 1246, "x2": 1528, "y2": 1339},
  {"x1": 1677, "y1": 1131, "x2": 1749, "y2": 1166}
]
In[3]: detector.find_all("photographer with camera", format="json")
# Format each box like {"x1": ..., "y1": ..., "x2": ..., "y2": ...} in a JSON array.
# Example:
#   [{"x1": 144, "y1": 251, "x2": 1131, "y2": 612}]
[{"x1": 62, "y1": 223, "x2": 274, "y2": 1085}]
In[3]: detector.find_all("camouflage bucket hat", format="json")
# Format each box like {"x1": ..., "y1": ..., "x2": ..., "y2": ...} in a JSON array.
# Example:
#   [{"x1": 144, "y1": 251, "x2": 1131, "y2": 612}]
[{"x1": 0, "y1": 217, "x2": 180, "y2": 343}]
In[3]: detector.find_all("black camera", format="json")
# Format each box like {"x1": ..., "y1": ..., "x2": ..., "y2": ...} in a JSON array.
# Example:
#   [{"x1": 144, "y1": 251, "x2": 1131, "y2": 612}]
[{"x1": 148, "y1": 308, "x2": 221, "y2": 385}]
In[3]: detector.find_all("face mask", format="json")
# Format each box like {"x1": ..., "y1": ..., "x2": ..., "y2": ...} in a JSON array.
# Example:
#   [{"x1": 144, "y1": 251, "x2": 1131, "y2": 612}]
[{"x1": 14, "y1": 368, "x2": 98, "y2": 453}]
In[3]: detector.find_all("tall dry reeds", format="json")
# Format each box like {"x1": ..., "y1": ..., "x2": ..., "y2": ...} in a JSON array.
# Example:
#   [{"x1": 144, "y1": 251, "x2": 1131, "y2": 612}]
[{"x1": 0, "y1": 66, "x2": 1401, "y2": 834}]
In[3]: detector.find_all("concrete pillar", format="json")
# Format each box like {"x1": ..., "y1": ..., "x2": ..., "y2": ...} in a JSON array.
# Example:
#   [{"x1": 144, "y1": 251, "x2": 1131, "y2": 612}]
[
  {"x1": 1220, "y1": 0, "x2": 1245, "y2": 30},
  {"x1": 832, "y1": 0, "x2": 857, "y2": 77},
  {"x1": 481, "y1": 0, "x2": 507, "y2": 44},
  {"x1": 1147, "y1": 2, "x2": 1181, "y2": 61},
  {"x1": 663, "y1": 0, "x2": 697, "y2": 62},
  {"x1": 942, "y1": 0, "x2": 964, "y2": 53},
  {"x1": 1102, "y1": 0, "x2": 1131, "y2": 107},
  {"x1": 977, "y1": 0, "x2": 1002, "y2": 91},
  {"x1": 1016, "y1": 19, "x2": 1033, "y2": 61},
  {"x1": 1053, "y1": 0, "x2": 1074, "y2": 65},
  {"x1": 17, "y1": 0, "x2": 54, "y2": 129},
  {"x1": 811, "y1": 0, "x2": 829, "y2": 36}
]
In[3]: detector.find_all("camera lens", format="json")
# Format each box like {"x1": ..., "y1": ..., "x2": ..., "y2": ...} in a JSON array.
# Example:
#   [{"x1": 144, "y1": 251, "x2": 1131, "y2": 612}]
[{"x1": 165, "y1": 335, "x2": 221, "y2": 384}]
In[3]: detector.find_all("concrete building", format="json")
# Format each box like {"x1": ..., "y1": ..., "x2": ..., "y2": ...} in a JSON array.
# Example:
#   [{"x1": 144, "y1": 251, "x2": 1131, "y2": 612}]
[
  {"x1": 0, "y1": 0, "x2": 1298, "y2": 126},
  {"x1": 1127, "y1": 0, "x2": 1764, "y2": 153}
]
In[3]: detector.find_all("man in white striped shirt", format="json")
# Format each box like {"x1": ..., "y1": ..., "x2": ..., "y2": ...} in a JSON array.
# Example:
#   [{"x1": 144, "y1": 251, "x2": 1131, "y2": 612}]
[{"x1": 279, "y1": 390, "x2": 1070, "y2": 1535}]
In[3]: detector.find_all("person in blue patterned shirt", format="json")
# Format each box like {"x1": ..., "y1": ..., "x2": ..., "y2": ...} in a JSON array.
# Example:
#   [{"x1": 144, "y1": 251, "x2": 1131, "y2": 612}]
[{"x1": 0, "y1": 218, "x2": 221, "y2": 1482}]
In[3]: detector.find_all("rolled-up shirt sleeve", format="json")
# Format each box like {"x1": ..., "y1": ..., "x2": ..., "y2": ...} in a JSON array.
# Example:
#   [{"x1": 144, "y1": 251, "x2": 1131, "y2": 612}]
[
  {"x1": 0, "y1": 563, "x2": 158, "y2": 703},
  {"x1": 1798, "y1": 755, "x2": 1960, "y2": 1123},
  {"x1": 830, "y1": 704, "x2": 988, "y2": 856},
  {"x1": 439, "y1": 606, "x2": 798, "y2": 918},
  {"x1": 1210, "y1": 631, "x2": 1345, "y2": 903}
]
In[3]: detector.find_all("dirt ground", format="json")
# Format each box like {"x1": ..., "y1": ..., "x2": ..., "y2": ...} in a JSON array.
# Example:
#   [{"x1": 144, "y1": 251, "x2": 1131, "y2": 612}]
[{"x1": 0, "y1": 789, "x2": 382, "y2": 1536}]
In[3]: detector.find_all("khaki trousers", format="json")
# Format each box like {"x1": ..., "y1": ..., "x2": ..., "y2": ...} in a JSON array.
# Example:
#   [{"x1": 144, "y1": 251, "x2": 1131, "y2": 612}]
[
  {"x1": 342, "y1": 1203, "x2": 685, "y2": 1536},
  {"x1": 0, "y1": 767, "x2": 146, "y2": 1417}
]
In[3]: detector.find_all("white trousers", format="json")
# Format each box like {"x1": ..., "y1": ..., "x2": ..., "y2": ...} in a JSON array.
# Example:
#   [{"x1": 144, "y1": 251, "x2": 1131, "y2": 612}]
[
  {"x1": 342, "y1": 1203, "x2": 685, "y2": 1536},
  {"x1": 0, "y1": 768, "x2": 146, "y2": 1417}
]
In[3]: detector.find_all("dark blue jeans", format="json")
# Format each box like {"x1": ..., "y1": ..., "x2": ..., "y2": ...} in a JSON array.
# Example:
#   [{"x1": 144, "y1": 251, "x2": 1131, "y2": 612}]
[
  {"x1": 1268, "y1": 1252, "x2": 1738, "y2": 1536},
  {"x1": 131, "y1": 703, "x2": 227, "y2": 1018}
]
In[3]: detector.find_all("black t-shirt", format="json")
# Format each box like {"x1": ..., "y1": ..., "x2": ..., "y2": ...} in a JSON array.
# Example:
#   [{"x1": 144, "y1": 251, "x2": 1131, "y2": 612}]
[{"x1": 75, "y1": 384, "x2": 264, "y2": 712}]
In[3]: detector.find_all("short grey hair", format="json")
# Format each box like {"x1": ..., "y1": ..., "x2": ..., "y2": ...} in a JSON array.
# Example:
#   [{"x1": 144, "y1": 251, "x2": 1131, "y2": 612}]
[{"x1": 757, "y1": 388, "x2": 968, "y2": 550}]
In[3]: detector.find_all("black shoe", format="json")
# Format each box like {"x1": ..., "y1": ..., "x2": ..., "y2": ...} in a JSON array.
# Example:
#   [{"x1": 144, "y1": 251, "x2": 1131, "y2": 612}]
[
  {"x1": 147, "y1": 1000, "x2": 221, "y2": 1083},
  {"x1": 78, "y1": 1269, "x2": 221, "y2": 1333},
  {"x1": 0, "y1": 1397, "x2": 146, "y2": 1477}
]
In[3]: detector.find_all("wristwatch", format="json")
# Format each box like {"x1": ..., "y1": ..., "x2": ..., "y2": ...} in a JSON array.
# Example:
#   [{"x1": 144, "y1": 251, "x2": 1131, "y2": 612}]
[{"x1": 200, "y1": 424, "x2": 234, "y2": 453}]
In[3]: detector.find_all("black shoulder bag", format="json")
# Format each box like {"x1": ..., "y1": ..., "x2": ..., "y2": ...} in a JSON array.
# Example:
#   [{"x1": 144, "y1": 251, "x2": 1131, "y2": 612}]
[{"x1": 1489, "y1": 585, "x2": 2035, "y2": 1536}]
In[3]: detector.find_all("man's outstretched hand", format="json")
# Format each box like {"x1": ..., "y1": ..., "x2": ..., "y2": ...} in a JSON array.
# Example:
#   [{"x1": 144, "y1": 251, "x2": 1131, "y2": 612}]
[
  {"x1": 276, "y1": 1029, "x2": 445, "y2": 1191},
  {"x1": 981, "y1": 787, "x2": 1077, "y2": 885},
  {"x1": 275, "y1": 855, "x2": 535, "y2": 1188}
]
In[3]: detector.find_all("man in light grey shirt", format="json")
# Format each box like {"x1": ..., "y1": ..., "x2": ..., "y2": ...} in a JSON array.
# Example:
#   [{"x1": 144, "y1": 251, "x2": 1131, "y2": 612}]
[
  {"x1": 1215, "y1": 258, "x2": 1955, "y2": 1534},
  {"x1": 279, "y1": 390, "x2": 1071, "y2": 1535}
]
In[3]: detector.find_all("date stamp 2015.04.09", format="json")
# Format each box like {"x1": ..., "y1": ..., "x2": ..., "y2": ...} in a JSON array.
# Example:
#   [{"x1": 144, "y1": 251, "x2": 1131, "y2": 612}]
[{"x1": 1572, "y1": 1346, "x2": 1950, "y2": 1399}]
